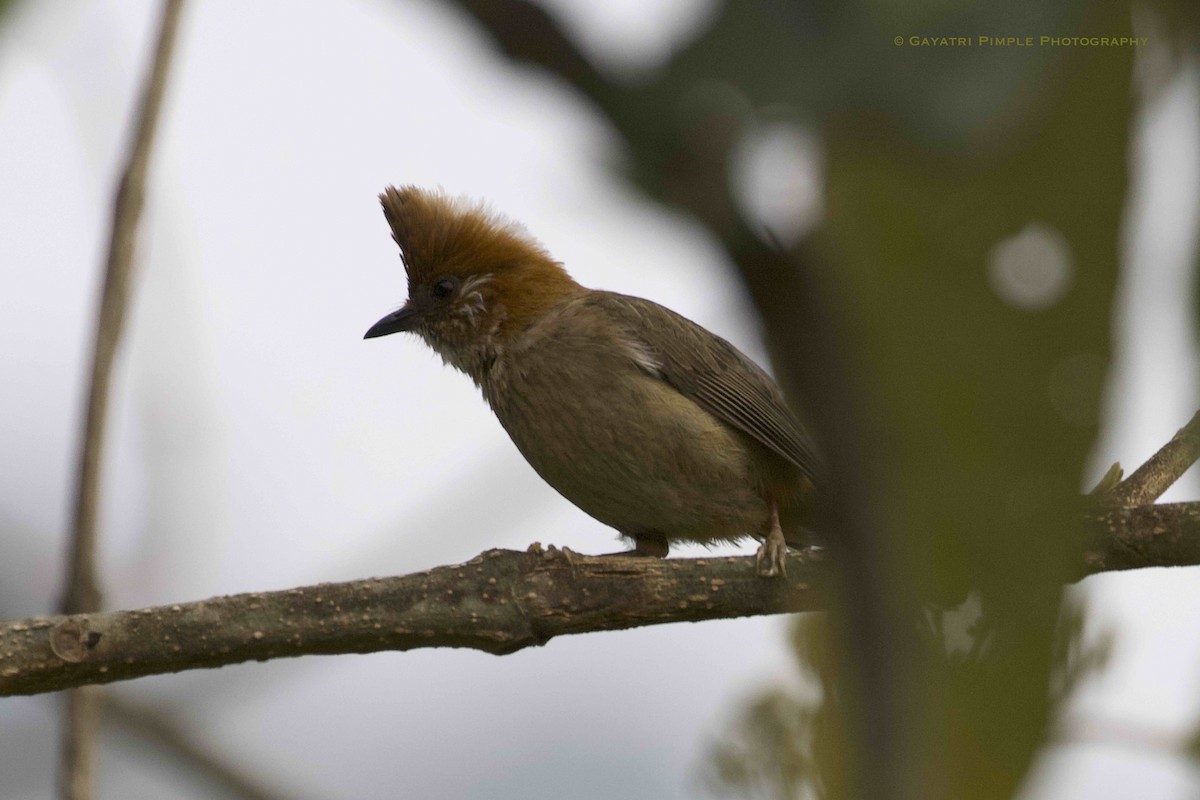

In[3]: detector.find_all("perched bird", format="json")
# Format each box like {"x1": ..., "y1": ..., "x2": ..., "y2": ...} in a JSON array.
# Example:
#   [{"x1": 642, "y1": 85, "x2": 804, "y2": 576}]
[{"x1": 365, "y1": 186, "x2": 819, "y2": 576}]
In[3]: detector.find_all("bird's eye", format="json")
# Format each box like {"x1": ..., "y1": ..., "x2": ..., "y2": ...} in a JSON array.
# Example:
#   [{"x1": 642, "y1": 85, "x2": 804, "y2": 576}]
[{"x1": 432, "y1": 277, "x2": 457, "y2": 299}]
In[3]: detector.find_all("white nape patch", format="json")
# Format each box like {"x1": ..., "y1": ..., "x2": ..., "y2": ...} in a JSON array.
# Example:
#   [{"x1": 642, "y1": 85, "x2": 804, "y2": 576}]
[{"x1": 620, "y1": 332, "x2": 663, "y2": 376}]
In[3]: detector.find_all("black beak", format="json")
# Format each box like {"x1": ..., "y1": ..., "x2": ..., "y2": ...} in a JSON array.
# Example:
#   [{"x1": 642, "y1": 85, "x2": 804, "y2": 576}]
[{"x1": 364, "y1": 305, "x2": 420, "y2": 339}]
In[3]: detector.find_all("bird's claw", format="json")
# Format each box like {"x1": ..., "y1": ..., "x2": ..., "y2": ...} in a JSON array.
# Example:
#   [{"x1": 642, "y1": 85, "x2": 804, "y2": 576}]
[
  {"x1": 755, "y1": 537, "x2": 788, "y2": 578},
  {"x1": 756, "y1": 506, "x2": 789, "y2": 578}
]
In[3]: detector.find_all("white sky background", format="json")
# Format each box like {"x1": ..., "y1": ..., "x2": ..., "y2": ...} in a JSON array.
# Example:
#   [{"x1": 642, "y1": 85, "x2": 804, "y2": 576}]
[{"x1": 0, "y1": 1, "x2": 1197, "y2": 798}]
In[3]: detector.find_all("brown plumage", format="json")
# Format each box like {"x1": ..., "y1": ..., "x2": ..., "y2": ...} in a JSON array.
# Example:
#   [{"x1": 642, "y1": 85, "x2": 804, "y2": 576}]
[{"x1": 365, "y1": 186, "x2": 819, "y2": 576}]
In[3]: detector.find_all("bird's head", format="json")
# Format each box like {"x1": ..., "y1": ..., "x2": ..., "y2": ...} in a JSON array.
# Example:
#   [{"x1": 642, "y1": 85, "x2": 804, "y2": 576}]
[{"x1": 365, "y1": 186, "x2": 580, "y2": 375}]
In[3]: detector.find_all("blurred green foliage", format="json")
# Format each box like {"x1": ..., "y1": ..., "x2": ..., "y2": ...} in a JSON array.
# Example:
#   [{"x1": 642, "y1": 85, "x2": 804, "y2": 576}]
[
  {"x1": 616, "y1": 1, "x2": 1149, "y2": 797},
  {"x1": 680, "y1": 2, "x2": 1132, "y2": 798},
  {"x1": 670, "y1": 2, "x2": 1157, "y2": 798}
]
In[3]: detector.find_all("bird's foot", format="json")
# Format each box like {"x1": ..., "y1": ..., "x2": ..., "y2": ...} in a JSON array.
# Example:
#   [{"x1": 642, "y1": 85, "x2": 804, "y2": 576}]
[{"x1": 756, "y1": 511, "x2": 788, "y2": 578}]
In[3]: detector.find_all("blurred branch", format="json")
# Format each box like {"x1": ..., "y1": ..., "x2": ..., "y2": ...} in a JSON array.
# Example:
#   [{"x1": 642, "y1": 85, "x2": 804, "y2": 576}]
[
  {"x1": 59, "y1": 1, "x2": 186, "y2": 798},
  {"x1": 728, "y1": 226, "x2": 908, "y2": 800},
  {"x1": 2, "y1": 502, "x2": 1198, "y2": 698},
  {"x1": 1106, "y1": 410, "x2": 1200, "y2": 506},
  {"x1": 106, "y1": 695, "x2": 311, "y2": 800},
  {"x1": 1050, "y1": 713, "x2": 1196, "y2": 756},
  {"x1": 61, "y1": 0, "x2": 184, "y2": 616},
  {"x1": 453, "y1": 0, "x2": 610, "y2": 101}
]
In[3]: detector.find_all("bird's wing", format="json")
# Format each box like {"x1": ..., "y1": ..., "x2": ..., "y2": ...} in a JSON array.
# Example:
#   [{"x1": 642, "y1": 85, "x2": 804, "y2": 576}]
[{"x1": 590, "y1": 292, "x2": 822, "y2": 484}]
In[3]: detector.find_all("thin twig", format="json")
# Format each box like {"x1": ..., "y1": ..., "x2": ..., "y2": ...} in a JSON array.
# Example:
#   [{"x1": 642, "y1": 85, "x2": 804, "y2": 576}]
[
  {"x1": 61, "y1": 0, "x2": 185, "y2": 615},
  {"x1": 59, "y1": 2, "x2": 186, "y2": 798},
  {"x1": 106, "y1": 696, "x2": 309, "y2": 800},
  {"x1": 1107, "y1": 410, "x2": 1200, "y2": 506},
  {"x1": 1088, "y1": 462, "x2": 1124, "y2": 496}
]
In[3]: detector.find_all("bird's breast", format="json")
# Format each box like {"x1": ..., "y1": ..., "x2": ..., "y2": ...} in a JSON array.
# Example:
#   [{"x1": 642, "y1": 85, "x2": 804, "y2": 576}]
[{"x1": 479, "y1": 313, "x2": 773, "y2": 543}]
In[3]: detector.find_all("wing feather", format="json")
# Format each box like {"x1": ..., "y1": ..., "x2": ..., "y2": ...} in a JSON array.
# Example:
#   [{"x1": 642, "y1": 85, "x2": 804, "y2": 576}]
[{"x1": 589, "y1": 292, "x2": 821, "y2": 483}]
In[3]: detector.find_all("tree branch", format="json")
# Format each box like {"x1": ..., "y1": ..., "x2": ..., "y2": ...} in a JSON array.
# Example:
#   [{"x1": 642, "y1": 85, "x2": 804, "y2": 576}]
[
  {"x1": 1082, "y1": 502, "x2": 1200, "y2": 572},
  {"x1": 4, "y1": 547, "x2": 823, "y2": 697},
  {"x1": 2, "y1": 503, "x2": 1197, "y2": 698}
]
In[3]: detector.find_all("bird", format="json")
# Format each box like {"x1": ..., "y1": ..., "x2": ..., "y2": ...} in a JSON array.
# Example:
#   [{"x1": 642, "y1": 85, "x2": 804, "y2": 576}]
[{"x1": 364, "y1": 186, "x2": 820, "y2": 576}]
